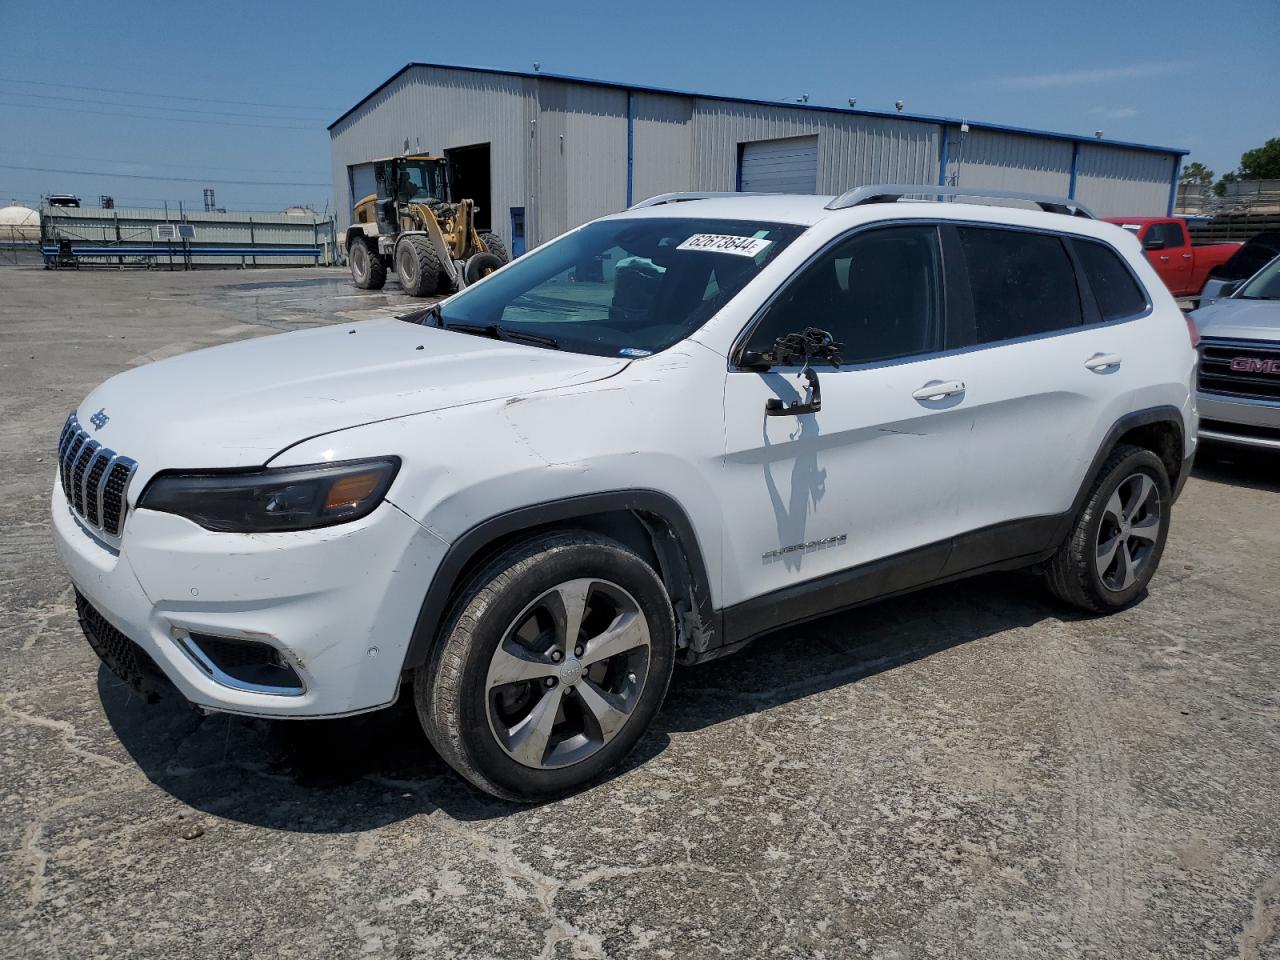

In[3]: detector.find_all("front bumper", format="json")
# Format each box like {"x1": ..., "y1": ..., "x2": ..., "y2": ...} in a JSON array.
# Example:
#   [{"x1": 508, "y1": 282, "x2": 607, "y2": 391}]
[
  {"x1": 1197, "y1": 392, "x2": 1280, "y2": 451},
  {"x1": 52, "y1": 481, "x2": 447, "y2": 717}
]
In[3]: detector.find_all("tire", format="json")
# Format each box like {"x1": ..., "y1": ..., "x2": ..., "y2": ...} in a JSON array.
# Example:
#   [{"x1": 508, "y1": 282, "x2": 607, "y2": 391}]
[
  {"x1": 477, "y1": 231, "x2": 510, "y2": 264},
  {"x1": 1044, "y1": 444, "x2": 1172, "y2": 612},
  {"x1": 464, "y1": 252, "x2": 504, "y2": 285},
  {"x1": 414, "y1": 532, "x2": 676, "y2": 801},
  {"x1": 349, "y1": 237, "x2": 386, "y2": 290},
  {"x1": 395, "y1": 235, "x2": 442, "y2": 297}
]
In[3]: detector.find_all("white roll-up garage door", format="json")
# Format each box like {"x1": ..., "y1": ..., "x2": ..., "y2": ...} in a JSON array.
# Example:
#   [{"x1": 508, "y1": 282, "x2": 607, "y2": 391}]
[{"x1": 739, "y1": 136, "x2": 819, "y2": 194}]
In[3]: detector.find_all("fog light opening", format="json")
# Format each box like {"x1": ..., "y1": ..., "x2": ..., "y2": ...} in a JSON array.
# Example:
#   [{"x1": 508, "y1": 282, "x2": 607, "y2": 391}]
[{"x1": 174, "y1": 632, "x2": 305, "y2": 696}]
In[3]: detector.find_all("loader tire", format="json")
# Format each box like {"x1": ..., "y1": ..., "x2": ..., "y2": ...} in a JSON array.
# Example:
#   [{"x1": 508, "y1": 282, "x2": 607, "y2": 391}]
[
  {"x1": 478, "y1": 232, "x2": 510, "y2": 264},
  {"x1": 396, "y1": 235, "x2": 442, "y2": 298},
  {"x1": 465, "y1": 252, "x2": 504, "y2": 285},
  {"x1": 349, "y1": 238, "x2": 386, "y2": 290}
]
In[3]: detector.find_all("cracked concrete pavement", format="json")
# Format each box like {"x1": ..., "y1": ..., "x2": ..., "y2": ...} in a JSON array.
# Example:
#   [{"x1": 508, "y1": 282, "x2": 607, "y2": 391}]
[{"x1": 1, "y1": 265, "x2": 1278, "y2": 959}]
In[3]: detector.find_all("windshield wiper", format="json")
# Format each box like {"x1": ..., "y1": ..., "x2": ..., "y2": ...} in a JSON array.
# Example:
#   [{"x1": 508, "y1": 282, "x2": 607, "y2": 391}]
[
  {"x1": 443, "y1": 322, "x2": 560, "y2": 349},
  {"x1": 397, "y1": 303, "x2": 444, "y2": 326}
]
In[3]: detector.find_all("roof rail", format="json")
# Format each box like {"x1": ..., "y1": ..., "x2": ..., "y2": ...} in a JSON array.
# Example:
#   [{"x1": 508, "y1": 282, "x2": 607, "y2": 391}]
[
  {"x1": 826, "y1": 184, "x2": 1095, "y2": 219},
  {"x1": 629, "y1": 191, "x2": 771, "y2": 209}
]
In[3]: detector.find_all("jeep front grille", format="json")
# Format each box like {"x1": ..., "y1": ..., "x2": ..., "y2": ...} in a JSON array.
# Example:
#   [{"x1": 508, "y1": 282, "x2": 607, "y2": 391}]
[
  {"x1": 1198, "y1": 338, "x2": 1280, "y2": 402},
  {"x1": 57, "y1": 412, "x2": 138, "y2": 537}
]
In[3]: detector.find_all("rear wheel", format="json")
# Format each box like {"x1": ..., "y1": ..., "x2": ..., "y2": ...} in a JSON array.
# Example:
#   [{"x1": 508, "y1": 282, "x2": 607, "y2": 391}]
[
  {"x1": 349, "y1": 238, "x2": 386, "y2": 290},
  {"x1": 395, "y1": 235, "x2": 442, "y2": 297},
  {"x1": 414, "y1": 532, "x2": 675, "y2": 801},
  {"x1": 1044, "y1": 444, "x2": 1171, "y2": 612},
  {"x1": 477, "y1": 231, "x2": 510, "y2": 264}
]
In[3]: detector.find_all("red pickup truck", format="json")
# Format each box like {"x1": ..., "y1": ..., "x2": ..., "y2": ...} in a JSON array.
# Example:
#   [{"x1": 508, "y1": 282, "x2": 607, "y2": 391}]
[{"x1": 1103, "y1": 217, "x2": 1239, "y2": 299}]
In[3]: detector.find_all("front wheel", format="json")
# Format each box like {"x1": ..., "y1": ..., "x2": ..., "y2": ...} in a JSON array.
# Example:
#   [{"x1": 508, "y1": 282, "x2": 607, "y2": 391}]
[
  {"x1": 349, "y1": 238, "x2": 386, "y2": 290},
  {"x1": 414, "y1": 533, "x2": 675, "y2": 801},
  {"x1": 395, "y1": 235, "x2": 443, "y2": 297},
  {"x1": 1044, "y1": 444, "x2": 1171, "y2": 612}
]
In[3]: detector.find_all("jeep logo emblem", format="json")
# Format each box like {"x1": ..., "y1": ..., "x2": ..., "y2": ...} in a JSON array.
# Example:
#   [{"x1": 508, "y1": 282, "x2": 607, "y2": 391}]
[
  {"x1": 1230, "y1": 357, "x2": 1280, "y2": 374},
  {"x1": 89, "y1": 408, "x2": 109, "y2": 431},
  {"x1": 558, "y1": 658, "x2": 584, "y2": 685}
]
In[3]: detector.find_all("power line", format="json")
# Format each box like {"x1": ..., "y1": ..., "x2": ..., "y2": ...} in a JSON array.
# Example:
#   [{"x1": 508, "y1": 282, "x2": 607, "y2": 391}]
[
  {"x1": 0, "y1": 75, "x2": 338, "y2": 112},
  {"x1": 4, "y1": 148, "x2": 329, "y2": 177},
  {"x1": 0, "y1": 98, "x2": 323, "y2": 131},
  {"x1": 0, "y1": 163, "x2": 330, "y2": 187},
  {"x1": 0, "y1": 86, "x2": 332, "y2": 122}
]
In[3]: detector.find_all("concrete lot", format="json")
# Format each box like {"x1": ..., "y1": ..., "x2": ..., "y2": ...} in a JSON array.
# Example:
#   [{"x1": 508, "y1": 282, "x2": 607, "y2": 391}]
[{"x1": 1, "y1": 265, "x2": 1278, "y2": 960}]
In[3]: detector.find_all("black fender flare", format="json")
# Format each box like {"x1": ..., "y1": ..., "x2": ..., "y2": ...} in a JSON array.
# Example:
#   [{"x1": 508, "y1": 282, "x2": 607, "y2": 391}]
[
  {"x1": 1051, "y1": 404, "x2": 1187, "y2": 546},
  {"x1": 401, "y1": 490, "x2": 719, "y2": 670}
]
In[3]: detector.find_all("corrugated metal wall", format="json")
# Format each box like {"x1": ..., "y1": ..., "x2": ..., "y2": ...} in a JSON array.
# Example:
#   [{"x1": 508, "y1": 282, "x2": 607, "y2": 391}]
[
  {"x1": 531, "y1": 83, "x2": 632, "y2": 243},
  {"x1": 41, "y1": 207, "x2": 333, "y2": 266},
  {"x1": 329, "y1": 66, "x2": 1182, "y2": 249},
  {"x1": 946, "y1": 128, "x2": 1073, "y2": 195},
  {"x1": 328, "y1": 65, "x2": 536, "y2": 250},
  {"x1": 1074, "y1": 144, "x2": 1176, "y2": 217},
  {"x1": 688, "y1": 101, "x2": 939, "y2": 195},
  {"x1": 565, "y1": 85, "x2": 628, "y2": 227},
  {"x1": 630, "y1": 92, "x2": 693, "y2": 203},
  {"x1": 533, "y1": 81, "x2": 569, "y2": 243}
]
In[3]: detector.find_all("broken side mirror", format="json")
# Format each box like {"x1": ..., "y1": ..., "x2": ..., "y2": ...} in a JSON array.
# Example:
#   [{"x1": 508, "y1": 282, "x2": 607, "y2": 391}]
[{"x1": 758, "y1": 327, "x2": 844, "y2": 417}]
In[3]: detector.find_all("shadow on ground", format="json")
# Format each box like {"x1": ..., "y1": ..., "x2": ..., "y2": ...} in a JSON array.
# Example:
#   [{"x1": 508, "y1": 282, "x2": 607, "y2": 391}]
[
  {"x1": 97, "y1": 450, "x2": 1269, "y2": 830},
  {"x1": 1192, "y1": 442, "x2": 1280, "y2": 493},
  {"x1": 100, "y1": 572, "x2": 1076, "y2": 831}
]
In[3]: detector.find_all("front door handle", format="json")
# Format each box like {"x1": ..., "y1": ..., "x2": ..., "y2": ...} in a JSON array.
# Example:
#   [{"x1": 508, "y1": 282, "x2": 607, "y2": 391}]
[
  {"x1": 1085, "y1": 353, "x2": 1123, "y2": 372},
  {"x1": 1159, "y1": 255, "x2": 1170, "y2": 262},
  {"x1": 911, "y1": 380, "x2": 966, "y2": 401}
]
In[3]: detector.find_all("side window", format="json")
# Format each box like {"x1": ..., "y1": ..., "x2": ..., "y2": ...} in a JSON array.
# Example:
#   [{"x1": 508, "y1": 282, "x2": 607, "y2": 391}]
[
  {"x1": 1147, "y1": 221, "x2": 1184, "y2": 248},
  {"x1": 1072, "y1": 239, "x2": 1148, "y2": 320},
  {"x1": 957, "y1": 227, "x2": 1082, "y2": 343},
  {"x1": 746, "y1": 225, "x2": 943, "y2": 364}
]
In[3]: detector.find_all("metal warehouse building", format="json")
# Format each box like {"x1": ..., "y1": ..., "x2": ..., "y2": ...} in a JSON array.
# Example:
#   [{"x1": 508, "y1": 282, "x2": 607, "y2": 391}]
[{"x1": 329, "y1": 63, "x2": 1187, "y2": 254}]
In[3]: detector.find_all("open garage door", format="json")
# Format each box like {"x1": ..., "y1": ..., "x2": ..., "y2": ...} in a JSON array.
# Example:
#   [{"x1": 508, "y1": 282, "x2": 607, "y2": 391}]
[
  {"x1": 739, "y1": 136, "x2": 818, "y2": 194},
  {"x1": 446, "y1": 143, "x2": 492, "y2": 231}
]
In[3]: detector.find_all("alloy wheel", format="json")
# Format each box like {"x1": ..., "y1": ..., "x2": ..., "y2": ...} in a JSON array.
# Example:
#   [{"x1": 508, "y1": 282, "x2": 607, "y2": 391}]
[
  {"x1": 485, "y1": 579, "x2": 651, "y2": 770},
  {"x1": 1095, "y1": 472, "x2": 1163, "y2": 592}
]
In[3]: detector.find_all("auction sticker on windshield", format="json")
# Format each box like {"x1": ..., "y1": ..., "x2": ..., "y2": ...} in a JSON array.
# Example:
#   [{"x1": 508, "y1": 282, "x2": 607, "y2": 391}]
[{"x1": 676, "y1": 234, "x2": 773, "y2": 257}]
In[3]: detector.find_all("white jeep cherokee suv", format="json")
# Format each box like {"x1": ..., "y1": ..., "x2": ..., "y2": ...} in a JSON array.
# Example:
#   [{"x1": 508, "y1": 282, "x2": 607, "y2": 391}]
[{"x1": 53, "y1": 185, "x2": 1197, "y2": 800}]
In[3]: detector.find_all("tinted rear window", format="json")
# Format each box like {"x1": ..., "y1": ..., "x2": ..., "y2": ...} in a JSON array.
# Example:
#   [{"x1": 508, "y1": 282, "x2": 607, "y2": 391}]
[
  {"x1": 957, "y1": 227, "x2": 1082, "y2": 343},
  {"x1": 1072, "y1": 239, "x2": 1147, "y2": 320}
]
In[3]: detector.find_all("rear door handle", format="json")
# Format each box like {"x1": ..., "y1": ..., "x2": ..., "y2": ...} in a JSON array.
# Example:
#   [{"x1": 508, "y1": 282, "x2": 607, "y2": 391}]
[
  {"x1": 1181, "y1": 253, "x2": 1193, "y2": 260},
  {"x1": 912, "y1": 380, "x2": 966, "y2": 401},
  {"x1": 1085, "y1": 353, "x2": 1122, "y2": 372}
]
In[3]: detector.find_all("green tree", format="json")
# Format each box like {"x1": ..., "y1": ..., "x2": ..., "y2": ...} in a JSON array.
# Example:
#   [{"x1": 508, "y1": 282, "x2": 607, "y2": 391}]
[
  {"x1": 1239, "y1": 137, "x2": 1280, "y2": 180},
  {"x1": 1214, "y1": 171, "x2": 1239, "y2": 197},
  {"x1": 1180, "y1": 161, "x2": 1214, "y2": 187}
]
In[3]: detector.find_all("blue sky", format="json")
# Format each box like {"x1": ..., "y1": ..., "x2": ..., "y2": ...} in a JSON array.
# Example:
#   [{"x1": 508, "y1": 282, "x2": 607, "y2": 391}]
[{"x1": 1, "y1": 0, "x2": 1275, "y2": 213}]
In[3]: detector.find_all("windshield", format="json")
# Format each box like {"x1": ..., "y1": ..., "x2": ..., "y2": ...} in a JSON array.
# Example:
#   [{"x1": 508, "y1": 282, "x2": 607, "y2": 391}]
[
  {"x1": 431, "y1": 217, "x2": 804, "y2": 357},
  {"x1": 395, "y1": 161, "x2": 447, "y2": 203},
  {"x1": 1237, "y1": 255, "x2": 1280, "y2": 300}
]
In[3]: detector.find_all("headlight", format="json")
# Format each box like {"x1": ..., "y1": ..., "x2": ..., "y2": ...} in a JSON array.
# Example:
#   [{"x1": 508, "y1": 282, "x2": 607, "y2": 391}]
[{"x1": 139, "y1": 458, "x2": 400, "y2": 533}]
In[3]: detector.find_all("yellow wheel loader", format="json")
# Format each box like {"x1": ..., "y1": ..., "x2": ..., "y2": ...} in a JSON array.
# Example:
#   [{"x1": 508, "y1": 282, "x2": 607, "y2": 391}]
[{"x1": 344, "y1": 155, "x2": 509, "y2": 297}]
